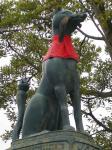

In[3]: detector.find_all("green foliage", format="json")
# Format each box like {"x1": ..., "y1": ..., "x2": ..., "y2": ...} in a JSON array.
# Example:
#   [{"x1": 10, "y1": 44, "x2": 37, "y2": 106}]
[
  {"x1": 0, "y1": 0, "x2": 112, "y2": 149},
  {"x1": 95, "y1": 132, "x2": 112, "y2": 150}
]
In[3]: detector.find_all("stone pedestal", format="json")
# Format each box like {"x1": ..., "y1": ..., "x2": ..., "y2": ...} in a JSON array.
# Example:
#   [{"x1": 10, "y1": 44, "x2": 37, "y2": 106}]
[{"x1": 11, "y1": 130, "x2": 101, "y2": 150}]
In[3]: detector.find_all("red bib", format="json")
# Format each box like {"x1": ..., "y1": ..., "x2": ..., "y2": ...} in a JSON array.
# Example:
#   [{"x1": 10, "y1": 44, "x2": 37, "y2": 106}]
[{"x1": 43, "y1": 35, "x2": 79, "y2": 61}]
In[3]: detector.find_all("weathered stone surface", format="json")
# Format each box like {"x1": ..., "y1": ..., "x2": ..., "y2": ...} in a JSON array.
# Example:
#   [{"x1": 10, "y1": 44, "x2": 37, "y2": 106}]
[{"x1": 11, "y1": 130, "x2": 102, "y2": 150}]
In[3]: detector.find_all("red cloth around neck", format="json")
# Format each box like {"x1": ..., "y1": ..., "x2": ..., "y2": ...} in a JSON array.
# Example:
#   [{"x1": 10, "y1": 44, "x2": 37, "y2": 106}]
[{"x1": 43, "y1": 35, "x2": 79, "y2": 61}]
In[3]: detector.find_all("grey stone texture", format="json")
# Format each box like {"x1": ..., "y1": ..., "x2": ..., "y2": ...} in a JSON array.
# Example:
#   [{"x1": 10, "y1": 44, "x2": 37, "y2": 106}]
[{"x1": 11, "y1": 130, "x2": 102, "y2": 150}]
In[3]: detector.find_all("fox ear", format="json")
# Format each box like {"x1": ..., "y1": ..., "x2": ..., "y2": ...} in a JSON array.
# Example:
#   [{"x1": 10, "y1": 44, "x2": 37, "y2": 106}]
[
  {"x1": 52, "y1": 8, "x2": 62, "y2": 16},
  {"x1": 59, "y1": 16, "x2": 70, "y2": 42},
  {"x1": 55, "y1": 8, "x2": 62, "y2": 14}
]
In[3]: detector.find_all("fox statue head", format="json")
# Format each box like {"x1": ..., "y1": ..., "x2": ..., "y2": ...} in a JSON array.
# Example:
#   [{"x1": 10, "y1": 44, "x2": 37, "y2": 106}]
[{"x1": 52, "y1": 9, "x2": 87, "y2": 42}]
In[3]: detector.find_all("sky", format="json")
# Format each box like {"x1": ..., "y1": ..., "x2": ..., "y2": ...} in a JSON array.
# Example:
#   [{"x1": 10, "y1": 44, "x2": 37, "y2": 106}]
[
  {"x1": 0, "y1": 110, "x2": 12, "y2": 150},
  {"x1": 0, "y1": 18, "x2": 107, "y2": 150}
]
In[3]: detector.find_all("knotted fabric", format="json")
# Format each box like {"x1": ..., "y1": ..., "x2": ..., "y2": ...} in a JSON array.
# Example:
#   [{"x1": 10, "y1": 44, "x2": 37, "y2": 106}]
[{"x1": 43, "y1": 35, "x2": 79, "y2": 61}]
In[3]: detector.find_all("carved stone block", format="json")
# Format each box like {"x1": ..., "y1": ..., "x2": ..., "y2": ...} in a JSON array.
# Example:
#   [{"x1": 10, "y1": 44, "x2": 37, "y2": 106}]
[{"x1": 11, "y1": 130, "x2": 102, "y2": 150}]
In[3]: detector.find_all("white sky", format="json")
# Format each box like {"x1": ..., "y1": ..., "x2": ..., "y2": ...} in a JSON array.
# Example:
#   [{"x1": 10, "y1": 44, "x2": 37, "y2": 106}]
[
  {"x1": 0, "y1": 19, "x2": 108, "y2": 150},
  {"x1": 0, "y1": 110, "x2": 12, "y2": 149}
]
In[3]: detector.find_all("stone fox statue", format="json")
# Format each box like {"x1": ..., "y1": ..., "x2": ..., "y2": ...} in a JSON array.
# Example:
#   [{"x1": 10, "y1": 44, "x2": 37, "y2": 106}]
[{"x1": 12, "y1": 9, "x2": 87, "y2": 141}]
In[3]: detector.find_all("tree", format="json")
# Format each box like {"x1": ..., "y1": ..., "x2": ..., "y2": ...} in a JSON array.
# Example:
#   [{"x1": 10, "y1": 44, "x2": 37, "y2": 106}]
[
  {"x1": 0, "y1": 0, "x2": 112, "y2": 149},
  {"x1": 77, "y1": 0, "x2": 112, "y2": 60}
]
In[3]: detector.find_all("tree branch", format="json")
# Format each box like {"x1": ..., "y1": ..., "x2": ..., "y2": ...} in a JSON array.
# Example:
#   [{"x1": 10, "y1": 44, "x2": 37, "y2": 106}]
[
  {"x1": 6, "y1": 40, "x2": 38, "y2": 70},
  {"x1": 77, "y1": 27, "x2": 104, "y2": 40},
  {"x1": 85, "y1": 90, "x2": 112, "y2": 98},
  {"x1": 78, "y1": 0, "x2": 105, "y2": 39},
  {"x1": 90, "y1": 129, "x2": 106, "y2": 136},
  {"x1": 0, "y1": 27, "x2": 33, "y2": 34},
  {"x1": 78, "y1": 36, "x2": 87, "y2": 54},
  {"x1": 87, "y1": 101, "x2": 112, "y2": 132},
  {"x1": 85, "y1": 0, "x2": 112, "y2": 60}
]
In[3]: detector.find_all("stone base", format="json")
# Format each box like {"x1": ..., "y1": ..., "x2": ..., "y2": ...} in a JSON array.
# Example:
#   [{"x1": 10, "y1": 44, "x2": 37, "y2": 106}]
[{"x1": 11, "y1": 130, "x2": 101, "y2": 150}]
